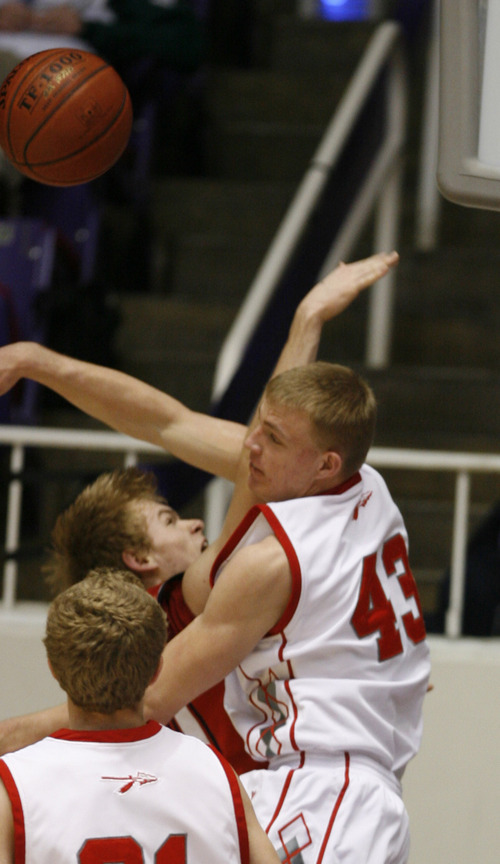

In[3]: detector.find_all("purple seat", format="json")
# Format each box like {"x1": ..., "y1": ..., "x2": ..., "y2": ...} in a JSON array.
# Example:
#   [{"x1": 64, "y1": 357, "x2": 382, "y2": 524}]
[
  {"x1": 21, "y1": 183, "x2": 101, "y2": 287},
  {"x1": 0, "y1": 218, "x2": 57, "y2": 424}
]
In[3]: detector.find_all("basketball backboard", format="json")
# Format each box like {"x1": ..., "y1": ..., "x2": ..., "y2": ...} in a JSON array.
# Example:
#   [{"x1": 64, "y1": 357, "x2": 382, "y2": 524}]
[{"x1": 438, "y1": 0, "x2": 500, "y2": 210}]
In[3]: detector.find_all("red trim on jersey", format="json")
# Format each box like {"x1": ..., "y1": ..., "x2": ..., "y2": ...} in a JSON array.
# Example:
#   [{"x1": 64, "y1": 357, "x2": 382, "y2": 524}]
[
  {"x1": 241, "y1": 659, "x2": 301, "y2": 760},
  {"x1": 284, "y1": 677, "x2": 300, "y2": 752},
  {"x1": 316, "y1": 752, "x2": 351, "y2": 863},
  {"x1": 209, "y1": 747, "x2": 250, "y2": 864},
  {"x1": 238, "y1": 665, "x2": 277, "y2": 757},
  {"x1": 257, "y1": 504, "x2": 301, "y2": 635},
  {"x1": 265, "y1": 751, "x2": 306, "y2": 834},
  {"x1": 209, "y1": 474, "x2": 361, "y2": 589},
  {"x1": 153, "y1": 574, "x2": 195, "y2": 640},
  {"x1": 0, "y1": 759, "x2": 26, "y2": 864},
  {"x1": 320, "y1": 472, "x2": 362, "y2": 497},
  {"x1": 210, "y1": 504, "x2": 302, "y2": 635},
  {"x1": 50, "y1": 720, "x2": 162, "y2": 744},
  {"x1": 209, "y1": 506, "x2": 263, "y2": 588}
]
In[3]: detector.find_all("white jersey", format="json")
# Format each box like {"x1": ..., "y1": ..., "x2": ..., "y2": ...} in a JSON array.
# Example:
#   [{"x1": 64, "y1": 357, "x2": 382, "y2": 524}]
[
  {"x1": 0, "y1": 721, "x2": 250, "y2": 864},
  {"x1": 212, "y1": 465, "x2": 431, "y2": 779}
]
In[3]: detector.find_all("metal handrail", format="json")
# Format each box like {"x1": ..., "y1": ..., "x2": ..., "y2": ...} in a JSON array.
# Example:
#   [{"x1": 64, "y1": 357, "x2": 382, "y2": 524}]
[
  {"x1": 0, "y1": 427, "x2": 163, "y2": 612},
  {"x1": 1, "y1": 425, "x2": 499, "y2": 638},
  {"x1": 211, "y1": 20, "x2": 406, "y2": 405}
]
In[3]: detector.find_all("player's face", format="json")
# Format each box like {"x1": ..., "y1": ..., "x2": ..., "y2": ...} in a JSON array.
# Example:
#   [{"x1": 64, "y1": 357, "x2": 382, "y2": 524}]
[
  {"x1": 137, "y1": 501, "x2": 208, "y2": 581},
  {"x1": 244, "y1": 399, "x2": 332, "y2": 502}
]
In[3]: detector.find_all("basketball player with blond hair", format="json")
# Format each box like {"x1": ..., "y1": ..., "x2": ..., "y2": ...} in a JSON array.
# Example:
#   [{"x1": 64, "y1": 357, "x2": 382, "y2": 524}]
[{"x1": 0, "y1": 569, "x2": 281, "y2": 864}]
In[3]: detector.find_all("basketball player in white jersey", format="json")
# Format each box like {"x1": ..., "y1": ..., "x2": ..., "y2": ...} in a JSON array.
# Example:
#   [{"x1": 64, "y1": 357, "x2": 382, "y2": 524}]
[
  {"x1": 0, "y1": 568, "x2": 280, "y2": 864},
  {"x1": 0, "y1": 253, "x2": 421, "y2": 861},
  {"x1": 140, "y1": 359, "x2": 431, "y2": 864}
]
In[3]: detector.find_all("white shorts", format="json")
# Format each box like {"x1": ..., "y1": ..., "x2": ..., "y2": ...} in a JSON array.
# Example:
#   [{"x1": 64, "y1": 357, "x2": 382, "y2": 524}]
[{"x1": 241, "y1": 753, "x2": 410, "y2": 864}]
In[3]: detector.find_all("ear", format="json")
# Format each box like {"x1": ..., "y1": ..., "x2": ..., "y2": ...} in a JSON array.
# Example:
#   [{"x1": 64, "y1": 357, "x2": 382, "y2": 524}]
[
  {"x1": 122, "y1": 548, "x2": 158, "y2": 576},
  {"x1": 317, "y1": 450, "x2": 343, "y2": 481}
]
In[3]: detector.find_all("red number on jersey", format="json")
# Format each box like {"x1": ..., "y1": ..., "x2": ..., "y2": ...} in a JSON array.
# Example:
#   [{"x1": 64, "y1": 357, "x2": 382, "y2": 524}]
[
  {"x1": 79, "y1": 834, "x2": 187, "y2": 863},
  {"x1": 351, "y1": 533, "x2": 426, "y2": 661},
  {"x1": 382, "y1": 533, "x2": 426, "y2": 646}
]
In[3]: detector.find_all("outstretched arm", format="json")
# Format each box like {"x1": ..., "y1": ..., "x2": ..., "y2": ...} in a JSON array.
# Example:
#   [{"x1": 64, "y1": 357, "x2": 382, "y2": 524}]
[
  {"x1": 0, "y1": 252, "x2": 398, "y2": 485},
  {"x1": 0, "y1": 342, "x2": 245, "y2": 482}
]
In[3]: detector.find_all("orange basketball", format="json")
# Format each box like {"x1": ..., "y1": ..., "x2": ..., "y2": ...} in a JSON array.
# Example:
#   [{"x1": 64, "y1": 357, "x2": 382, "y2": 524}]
[{"x1": 0, "y1": 48, "x2": 133, "y2": 186}]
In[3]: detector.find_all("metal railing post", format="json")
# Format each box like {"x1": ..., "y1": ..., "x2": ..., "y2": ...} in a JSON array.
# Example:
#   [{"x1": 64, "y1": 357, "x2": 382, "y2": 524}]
[
  {"x1": 2, "y1": 444, "x2": 25, "y2": 611},
  {"x1": 445, "y1": 470, "x2": 471, "y2": 638}
]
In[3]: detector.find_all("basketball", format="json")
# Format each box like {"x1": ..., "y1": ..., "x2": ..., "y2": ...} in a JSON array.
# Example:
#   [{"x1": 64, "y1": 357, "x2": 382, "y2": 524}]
[{"x1": 0, "y1": 48, "x2": 133, "y2": 186}]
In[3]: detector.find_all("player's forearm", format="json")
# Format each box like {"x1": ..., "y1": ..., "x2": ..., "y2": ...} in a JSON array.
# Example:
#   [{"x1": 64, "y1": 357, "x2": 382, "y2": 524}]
[
  {"x1": 273, "y1": 252, "x2": 399, "y2": 379},
  {"x1": 0, "y1": 702, "x2": 68, "y2": 755},
  {"x1": 0, "y1": 343, "x2": 245, "y2": 480},
  {"x1": 143, "y1": 616, "x2": 244, "y2": 725},
  {"x1": 272, "y1": 298, "x2": 324, "y2": 379}
]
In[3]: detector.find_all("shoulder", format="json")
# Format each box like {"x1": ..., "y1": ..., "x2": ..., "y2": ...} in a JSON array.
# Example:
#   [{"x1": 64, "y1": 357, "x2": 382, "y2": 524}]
[
  {"x1": 229, "y1": 534, "x2": 288, "y2": 582},
  {"x1": 210, "y1": 536, "x2": 292, "y2": 632}
]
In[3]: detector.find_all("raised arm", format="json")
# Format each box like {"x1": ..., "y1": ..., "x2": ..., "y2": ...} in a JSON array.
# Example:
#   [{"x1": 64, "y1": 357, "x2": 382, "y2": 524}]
[
  {"x1": 271, "y1": 250, "x2": 399, "y2": 379},
  {"x1": 217, "y1": 250, "x2": 400, "y2": 539}
]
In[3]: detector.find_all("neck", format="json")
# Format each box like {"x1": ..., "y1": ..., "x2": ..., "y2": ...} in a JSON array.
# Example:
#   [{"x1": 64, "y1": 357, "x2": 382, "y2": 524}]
[{"x1": 67, "y1": 699, "x2": 145, "y2": 731}]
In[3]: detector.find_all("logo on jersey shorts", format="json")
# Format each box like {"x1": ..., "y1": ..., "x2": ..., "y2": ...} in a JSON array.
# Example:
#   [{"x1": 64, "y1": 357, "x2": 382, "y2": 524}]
[
  {"x1": 277, "y1": 814, "x2": 312, "y2": 863},
  {"x1": 256, "y1": 680, "x2": 288, "y2": 758}
]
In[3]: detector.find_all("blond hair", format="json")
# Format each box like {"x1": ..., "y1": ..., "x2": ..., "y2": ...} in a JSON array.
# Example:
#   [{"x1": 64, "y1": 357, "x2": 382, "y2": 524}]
[
  {"x1": 44, "y1": 468, "x2": 166, "y2": 595},
  {"x1": 44, "y1": 568, "x2": 167, "y2": 714},
  {"x1": 265, "y1": 361, "x2": 376, "y2": 478}
]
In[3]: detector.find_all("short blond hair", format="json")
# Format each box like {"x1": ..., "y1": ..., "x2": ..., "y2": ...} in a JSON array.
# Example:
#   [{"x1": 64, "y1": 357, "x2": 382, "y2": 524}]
[
  {"x1": 265, "y1": 361, "x2": 376, "y2": 478},
  {"x1": 44, "y1": 568, "x2": 167, "y2": 714},
  {"x1": 44, "y1": 468, "x2": 166, "y2": 595}
]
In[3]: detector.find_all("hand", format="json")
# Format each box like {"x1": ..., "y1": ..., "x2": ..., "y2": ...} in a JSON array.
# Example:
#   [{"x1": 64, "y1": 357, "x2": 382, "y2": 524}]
[
  {"x1": 300, "y1": 250, "x2": 399, "y2": 324},
  {"x1": 31, "y1": 5, "x2": 82, "y2": 35},
  {"x1": 0, "y1": 1, "x2": 32, "y2": 31}
]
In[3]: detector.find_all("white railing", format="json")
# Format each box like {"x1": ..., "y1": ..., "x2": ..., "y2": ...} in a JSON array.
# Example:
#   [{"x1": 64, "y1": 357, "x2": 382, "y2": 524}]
[
  {"x1": 0, "y1": 426, "x2": 163, "y2": 612},
  {"x1": 1, "y1": 425, "x2": 499, "y2": 638}
]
